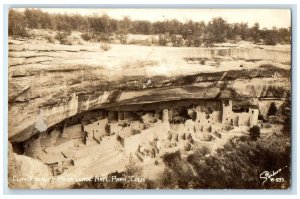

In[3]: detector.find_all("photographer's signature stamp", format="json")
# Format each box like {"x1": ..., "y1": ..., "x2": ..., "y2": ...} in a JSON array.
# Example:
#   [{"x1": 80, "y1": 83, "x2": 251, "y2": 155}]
[{"x1": 259, "y1": 166, "x2": 287, "y2": 185}]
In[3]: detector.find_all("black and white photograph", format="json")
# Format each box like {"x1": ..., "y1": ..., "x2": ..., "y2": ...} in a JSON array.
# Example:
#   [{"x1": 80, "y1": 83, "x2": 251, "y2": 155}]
[{"x1": 7, "y1": 8, "x2": 292, "y2": 190}]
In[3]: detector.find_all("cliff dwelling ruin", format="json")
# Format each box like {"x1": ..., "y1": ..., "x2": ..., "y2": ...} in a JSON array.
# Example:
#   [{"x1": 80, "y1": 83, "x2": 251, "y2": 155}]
[{"x1": 14, "y1": 99, "x2": 261, "y2": 176}]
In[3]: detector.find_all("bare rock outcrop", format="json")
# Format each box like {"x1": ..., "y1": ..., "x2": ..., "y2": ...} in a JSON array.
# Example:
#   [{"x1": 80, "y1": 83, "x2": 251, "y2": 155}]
[{"x1": 8, "y1": 142, "x2": 52, "y2": 189}]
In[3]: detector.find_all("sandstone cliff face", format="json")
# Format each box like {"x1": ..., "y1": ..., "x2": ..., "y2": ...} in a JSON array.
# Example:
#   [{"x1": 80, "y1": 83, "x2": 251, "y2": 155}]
[{"x1": 8, "y1": 38, "x2": 291, "y2": 142}]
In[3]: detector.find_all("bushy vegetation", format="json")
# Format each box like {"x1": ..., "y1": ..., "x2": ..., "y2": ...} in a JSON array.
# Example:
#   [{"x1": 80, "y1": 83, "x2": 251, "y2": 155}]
[
  {"x1": 160, "y1": 151, "x2": 195, "y2": 188},
  {"x1": 278, "y1": 95, "x2": 291, "y2": 135},
  {"x1": 8, "y1": 9, "x2": 30, "y2": 39},
  {"x1": 80, "y1": 32, "x2": 92, "y2": 41},
  {"x1": 100, "y1": 43, "x2": 112, "y2": 51},
  {"x1": 54, "y1": 31, "x2": 72, "y2": 45},
  {"x1": 9, "y1": 9, "x2": 291, "y2": 46},
  {"x1": 158, "y1": 34, "x2": 168, "y2": 46},
  {"x1": 249, "y1": 125, "x2": 261, "y2": 141},
  {"x1": 162, "y1": 134, "x2": 290, "y2": 189},
  {"x1": 46, "y1": 35, "x2": 55, "y2": 43}
]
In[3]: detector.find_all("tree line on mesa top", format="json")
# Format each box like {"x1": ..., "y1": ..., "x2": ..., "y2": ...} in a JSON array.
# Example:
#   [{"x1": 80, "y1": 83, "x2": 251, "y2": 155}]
[{"x1": 9, "y1": 8, "x2": 291, "y2": 46}]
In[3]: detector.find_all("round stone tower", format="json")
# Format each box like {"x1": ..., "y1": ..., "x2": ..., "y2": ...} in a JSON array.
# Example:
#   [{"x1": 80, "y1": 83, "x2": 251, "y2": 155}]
[{"x1": 160, "y1": 109, "x2": 170, "y2": 139}]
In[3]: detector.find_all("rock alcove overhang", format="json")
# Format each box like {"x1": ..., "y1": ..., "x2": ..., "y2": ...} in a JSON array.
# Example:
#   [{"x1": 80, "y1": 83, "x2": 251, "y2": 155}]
[
  {"x1": 8, "y1": 77, "x2": 290, "y2": 142},
  {"x1": 8, "y1": 40, "x2": 291, "y2": 143},
  {"x1": 9, "y1": 83, "x2": 289, "y2": 145}
]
